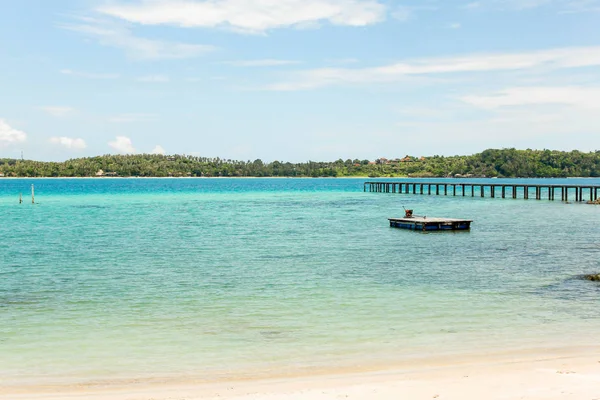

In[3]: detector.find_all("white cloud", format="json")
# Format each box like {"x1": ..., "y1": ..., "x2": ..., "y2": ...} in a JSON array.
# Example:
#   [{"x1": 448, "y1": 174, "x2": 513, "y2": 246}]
[
  {"x1": 464, "y1": 2, "x2": 481, "y2": 9},
  {"x1": 108, "y1": 136, "x2": 136, "y2": 153},
  {"x1": 389, "y1": 85, "x2": 600, "y2": 154},
  {"x1": 62, "y1": 17, "x2": 214, "y2": 60},
  {"x1": 108, "y1": 113, "x2": 158, "y2": 123},
  {"x1": 40, "y1": 106, "x2": 75, "y2": 117},
  {"x1": 151, "y1": 145, "x2": 166, "y2": 155},
  {"x1": 392, "y1": 4, "x2": 438, "y2": 21},
  {"x1": 49, "y1": 136, "x2": 87, "y2": 150},
  {"x1": 224, "y1": 59, "x2": 300, "y2": 67},
  {"x1": 465, "y1": 0, "x2": 600, "y2": 12},
  {"x1": 562, "y1": 0, "x2": 600, "y2": 13},
  {"x1": 397, "y1": 106, "x2": 461, "y2": 120},
  {"x1": 358, "y1": 46, "x2": 600, "y2": 74},
  {"x1": 0, "y1": 119, "x2": 27, "y2": 146},
  {"x1": 60, "y1": 69, "x2": 120, "y2": 79},
  {"x1": 266, "y1": 46, "x2": 600, "y2": 90},
  {"x1": 460, "y1": 86, "x2": 600, "y2": 109},
  {"x1": 393, "y1": 105, "x2": 600, "y2": 154},
  {"x1": 392, "y1": 6, "x2": 413, "y2": 21},
  {"x1": 462, "y1": 0, "x2": 549, "y2": 10},
  {"x1": 96, "y1": 0, "x2": 386, "y2": 34},
  {"x1": 326, "y1": 58, "x2": 359, "y2": 65},
  {"x1": 136, "y1": 74, "x2": 170, "y2": 82},
  {"x1": 502, "y1": 0, "x2": 552, "y2": 10},
  {"x1": 449, "y1": 22, "x2": 461, "y2": 29}
]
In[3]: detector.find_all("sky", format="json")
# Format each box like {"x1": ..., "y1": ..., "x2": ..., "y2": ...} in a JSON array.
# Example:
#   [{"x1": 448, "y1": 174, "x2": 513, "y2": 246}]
[{"x1": 1, "y1": 0, "x2": 599, "y2": 162}]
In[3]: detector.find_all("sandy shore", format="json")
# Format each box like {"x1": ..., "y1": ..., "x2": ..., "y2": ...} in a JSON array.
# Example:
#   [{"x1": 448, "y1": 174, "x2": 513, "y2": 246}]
[{"x1": 2, "y1": 347, "x2": 600, "y2": 400}]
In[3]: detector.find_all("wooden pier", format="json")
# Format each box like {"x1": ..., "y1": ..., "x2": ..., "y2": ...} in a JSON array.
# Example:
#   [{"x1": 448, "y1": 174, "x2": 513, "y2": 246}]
[
  {"x1": 365, "y1": 181, "x2": 600, "y2": 202},
  {"x1": 389, "y1": 217, "x2": 472, "y2": 231}
]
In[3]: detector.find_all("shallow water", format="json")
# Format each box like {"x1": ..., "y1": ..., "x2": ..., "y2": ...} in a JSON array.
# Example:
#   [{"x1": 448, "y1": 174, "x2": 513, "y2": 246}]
[{"x1": 1, "y1": 178, "x2": 599, "y2": 385}]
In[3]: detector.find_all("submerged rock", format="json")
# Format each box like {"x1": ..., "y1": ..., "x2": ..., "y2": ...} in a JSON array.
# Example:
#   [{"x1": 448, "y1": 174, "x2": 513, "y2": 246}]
[
  {"x1": 587, "y1": 198, "x2": 600, "y2": 205},
  {"x1": 583, "y1": 274, "x2": 600, "y2": 282}
]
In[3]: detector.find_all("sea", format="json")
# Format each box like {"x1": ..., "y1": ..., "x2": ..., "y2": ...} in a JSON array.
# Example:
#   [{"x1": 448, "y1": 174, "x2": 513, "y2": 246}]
[{"x1": 1, "y1": 178, "x2": 599, "y2": 387}]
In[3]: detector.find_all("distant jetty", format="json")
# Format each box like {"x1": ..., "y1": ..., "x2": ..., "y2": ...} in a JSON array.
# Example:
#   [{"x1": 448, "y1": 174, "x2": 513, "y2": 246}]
[{"x1": 365, "y1": 181, "x2": 600, "y2": 202}]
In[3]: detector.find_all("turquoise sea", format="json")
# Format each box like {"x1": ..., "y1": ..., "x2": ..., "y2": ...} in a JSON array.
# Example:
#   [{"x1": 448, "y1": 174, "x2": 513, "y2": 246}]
[{"x1": 1, "y1": 178, "x2": 599, "y2": 387}]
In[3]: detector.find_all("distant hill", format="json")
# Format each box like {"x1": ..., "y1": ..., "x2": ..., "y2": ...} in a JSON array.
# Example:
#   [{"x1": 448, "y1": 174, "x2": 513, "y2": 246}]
[{"x1": 1, "y1": 149, "x2": 599, "y2": 178}]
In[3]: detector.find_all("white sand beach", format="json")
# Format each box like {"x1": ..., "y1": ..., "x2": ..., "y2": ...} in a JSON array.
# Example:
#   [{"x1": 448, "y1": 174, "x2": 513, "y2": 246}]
[{"x1": 3, "y1": 347, "x2": 599, "y2": 400}]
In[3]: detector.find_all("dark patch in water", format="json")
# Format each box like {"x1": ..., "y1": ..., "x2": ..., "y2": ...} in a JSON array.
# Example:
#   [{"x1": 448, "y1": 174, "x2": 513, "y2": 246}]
[
  {"x1": 578, "y1": 273, "x2": 600, "y2": 282},
  {"x1": 0, "y1": 296, "x2": 42, "y2": 308},
  {"x1": 441, "y1": 329, "x2": 458, "y2": 334},
  {"x1": 327, "y1": 200, "x2": 369, "y2": 207},
  {"x1": 260, "y1": 331, "x2": 282, "y2": 336},
  {"x1": 259, "y1": 253, "x2": 309, "y2": 260},
  {"x1": 533, "y1": 275, "x2": 600, "y2": 302},
  {"x1": 573, "y1": 244, "x2": 600, "y2": 251},
  {"x1": 260, "y1": 331, "x2": 289, "y2": 340},
  {"x1": 71, "y1": 205, "x2": 109, "y2": 209}
]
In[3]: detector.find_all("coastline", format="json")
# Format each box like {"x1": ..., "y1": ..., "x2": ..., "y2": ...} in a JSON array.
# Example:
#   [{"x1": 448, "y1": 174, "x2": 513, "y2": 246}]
[
  {"x1": 3, "y1": 345, "x2": 599, "y2": 400},
  {"x1": 0, "y1": 176, "x2": 380, "y2": 181},
  {"x1": 2, "y1": 178, "x2": 599, "y2": 400},
  {"x1": 1, "y1": 176, "x2": 599, "y2": 179}
]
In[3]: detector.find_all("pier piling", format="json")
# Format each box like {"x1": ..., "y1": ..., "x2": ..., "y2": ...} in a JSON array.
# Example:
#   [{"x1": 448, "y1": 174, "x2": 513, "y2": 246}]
[{"x1": 365, "y1": 181, "x2": 600, "y2": 203}]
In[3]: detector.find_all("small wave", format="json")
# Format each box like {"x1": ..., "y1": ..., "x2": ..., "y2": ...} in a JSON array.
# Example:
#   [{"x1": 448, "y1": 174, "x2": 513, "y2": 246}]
[
  {"x1": 0, "y1": 265, "x2": 22, "y2": 275},
  {"x1": 0, "y1": 296, "x2": 42, "y2": 308}
]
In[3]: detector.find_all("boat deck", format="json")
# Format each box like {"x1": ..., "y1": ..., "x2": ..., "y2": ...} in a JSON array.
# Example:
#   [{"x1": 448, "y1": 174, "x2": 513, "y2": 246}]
[{"x1": 389, "y1": 217, "x2": 472, "y2": 231}]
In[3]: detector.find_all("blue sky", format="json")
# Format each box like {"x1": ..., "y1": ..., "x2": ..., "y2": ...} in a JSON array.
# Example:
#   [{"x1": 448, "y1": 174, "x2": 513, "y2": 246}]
[{"x1": 1, "y1": 0, "x2": 599, "y2": 161}]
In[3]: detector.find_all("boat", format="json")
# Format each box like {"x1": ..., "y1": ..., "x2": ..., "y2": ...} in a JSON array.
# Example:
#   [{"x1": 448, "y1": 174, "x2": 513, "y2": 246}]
[{"x1": 389, "y1": 209, "x2": 472, "y2": 231}]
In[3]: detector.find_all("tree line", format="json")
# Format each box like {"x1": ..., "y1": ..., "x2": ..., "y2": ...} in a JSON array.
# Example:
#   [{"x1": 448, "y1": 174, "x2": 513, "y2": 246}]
[{"x1": 1, "y1": 149, "x2": 600, "y2": 178}]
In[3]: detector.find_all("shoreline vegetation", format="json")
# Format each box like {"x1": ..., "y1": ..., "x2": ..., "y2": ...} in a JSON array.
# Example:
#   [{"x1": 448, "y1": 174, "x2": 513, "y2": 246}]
[{"x1": 1, "y1": 148, "x2": 600, "y2": 178}]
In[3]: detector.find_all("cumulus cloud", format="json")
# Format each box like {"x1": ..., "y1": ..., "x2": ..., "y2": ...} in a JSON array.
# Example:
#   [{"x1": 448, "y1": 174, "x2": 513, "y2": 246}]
[
  {"x1": 40, "y1": 106, "x2": 75, "y2": 117},
  {"x1": 0, "y1": 119, "x2": 27, "y2": 146},
  {"x1": 151, "y1": 145, "x2": 166, "y2": 155},
  {"x1": 108, "y1": 136, "x2": 136, "y2": 153},
  {"x1": 96, "y1": 0, "x2": 386, "y2": 34},
  {"x1": 49, "y1": 136, "x2": 87, "y2": 150}
]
